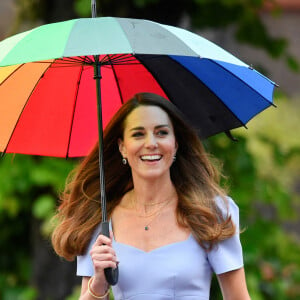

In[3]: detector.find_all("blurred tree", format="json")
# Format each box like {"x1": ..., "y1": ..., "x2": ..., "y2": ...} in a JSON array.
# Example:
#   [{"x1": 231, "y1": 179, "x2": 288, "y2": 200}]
[
  {"x1": 1, "y1": 98, "x2": 299, "y2": 299},
  {"x1": 1, "y1": 0, "x2": 299, "y2": 299},
  {"x1": 65, "y1": 97, "x2": 300, "y2": 300},
  {"x1": 0, "y1": 156, "x2": 80, "y2": 299},
  {"x1": 206, "y1": 98, "x2": 300, "y2": 299},
  {"x1": 13, "y1": 0, "x2": 298, "y2": 70}
]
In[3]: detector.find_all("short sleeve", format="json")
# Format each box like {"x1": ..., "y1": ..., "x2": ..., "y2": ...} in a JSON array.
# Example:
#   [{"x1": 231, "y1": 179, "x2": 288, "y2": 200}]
[
  {"x1": 207, "y1": 196, "x2": 244, "y2": 275},
  {"x1": 76, "y1": 223, "x2": 102, "y2": 277}
]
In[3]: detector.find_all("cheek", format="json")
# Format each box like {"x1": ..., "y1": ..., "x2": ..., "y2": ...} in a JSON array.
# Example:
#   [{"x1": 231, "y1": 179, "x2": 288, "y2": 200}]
[
  {"x1": 164, "y1": 140, "x2": 177, "y2": 156},
  {"x1": 123, "y1": 142, "x2": 140, "y2": 158}
]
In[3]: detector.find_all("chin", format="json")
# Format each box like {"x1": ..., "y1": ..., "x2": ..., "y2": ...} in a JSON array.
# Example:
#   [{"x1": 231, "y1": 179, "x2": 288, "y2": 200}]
[{"x1": 137, "y1": 169, "x2": 171, "y2": 181}]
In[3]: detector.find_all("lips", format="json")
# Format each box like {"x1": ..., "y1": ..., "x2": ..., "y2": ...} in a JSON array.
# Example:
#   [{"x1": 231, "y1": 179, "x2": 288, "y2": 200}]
[{"x1": 140, "y1": 154, "x2": 162, "y2": 161}]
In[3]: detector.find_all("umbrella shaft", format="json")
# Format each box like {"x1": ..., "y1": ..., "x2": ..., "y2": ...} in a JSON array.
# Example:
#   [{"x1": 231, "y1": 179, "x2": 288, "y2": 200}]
[
  {"x1": 91, "y1": 0, "x2": 97, "y2": 18},
  {"x1": 94, "y1": 55, "x2": 107, "y2": 222},
  {"x1": 93, "y1": 56, "x2": 119, "y2": 286}
]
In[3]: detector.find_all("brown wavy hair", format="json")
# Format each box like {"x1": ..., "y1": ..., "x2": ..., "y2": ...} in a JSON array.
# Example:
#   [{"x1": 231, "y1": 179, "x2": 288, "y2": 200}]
[{"x1": 51, "y1": 92, "x2": 235, "y2": 261}]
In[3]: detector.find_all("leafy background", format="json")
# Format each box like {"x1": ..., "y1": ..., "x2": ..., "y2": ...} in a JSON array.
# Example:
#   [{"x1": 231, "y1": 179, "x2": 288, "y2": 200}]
[{"x1": 0, "y1": 0, "x2": 299, "y2": 299}]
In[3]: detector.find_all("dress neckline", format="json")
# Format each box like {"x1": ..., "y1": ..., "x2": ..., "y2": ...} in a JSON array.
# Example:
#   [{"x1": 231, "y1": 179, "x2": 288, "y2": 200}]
[{"x1": 109, "y1": 219, "x2": 193, "y2": 254}]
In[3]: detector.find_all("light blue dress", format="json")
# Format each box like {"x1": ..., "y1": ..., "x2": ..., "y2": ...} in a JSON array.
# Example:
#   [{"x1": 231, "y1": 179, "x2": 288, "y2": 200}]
[{"x1": 77, "y1": 197, "x2": 244, "y2": 299}]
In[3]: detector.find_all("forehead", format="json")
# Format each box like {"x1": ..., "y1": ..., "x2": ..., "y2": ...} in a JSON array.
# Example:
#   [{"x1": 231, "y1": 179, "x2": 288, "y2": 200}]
[{"x1": 124, "y1": 105, "x2": 173, "y2": 129}]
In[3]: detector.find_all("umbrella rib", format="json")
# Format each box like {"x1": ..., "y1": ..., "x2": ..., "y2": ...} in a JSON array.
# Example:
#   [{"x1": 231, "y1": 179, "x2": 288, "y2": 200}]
[
  {"x1": 51, "y1": 63, "x2": 84, "y2": 68},
  {"x1": 2, "y1": 62, "x2": 53, "y2": 154},
  {"x1": 108, "y1": 55, "x2": 125, "y2": 105},
  {"x1": 210, "y1": 59, "x2": 276, "y2": 108},
  {"x1": 0, "y1": 63, "x2": 24, "y2": 154},
  {"x1": 65, "y1": 63, "x2": 85, "y2": 158},
  {"x1": 82, "y1": 56, "x2": 95, "y2": 65},
  {"x1": 0, "y1": 64, "x2": 24, "y2": 86},
  {"x1": 166, "y1": 55, "x2": 248, "y2": 128},
  {"x1": 103, "y1": 54, "x2": 125, "y2": 64},
  {"x1": 112, "y1": 54, "x2": 136, "y2": 64},
  {"x1": 135, "y1": 54, "x2": 173, "y2": 100},
  {"x1": 50, "y1": 56, "x2": 94, "y2": 68},
  {"x1": 101, "y1": 54, "x2": 139, "y2": 66},
  {"x1": 61, "y1": 56, "x2": 86, "y2": 64},
  {"x1": 52, "y1": 57, "x2": 87, "y2": 67},
  {"x1": 137, "y1": 54, "x2": 246, "y2": 134}
]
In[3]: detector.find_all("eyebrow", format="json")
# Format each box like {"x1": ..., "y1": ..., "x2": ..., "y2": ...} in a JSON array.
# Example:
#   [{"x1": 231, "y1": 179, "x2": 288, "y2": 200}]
[{"x1": 129, "y1": 124, "x2": 170, "y2": 131}]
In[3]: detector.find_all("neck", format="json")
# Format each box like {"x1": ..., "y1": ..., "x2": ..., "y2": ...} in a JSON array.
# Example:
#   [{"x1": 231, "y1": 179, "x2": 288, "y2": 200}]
[{"x1": 129, "y1": 176, "x2": 177, "y2": 214}]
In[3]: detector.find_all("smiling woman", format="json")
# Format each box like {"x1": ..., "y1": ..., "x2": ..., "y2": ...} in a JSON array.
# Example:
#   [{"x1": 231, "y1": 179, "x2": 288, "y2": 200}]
[
  {"x1": 51, "y1": 93, "x2": 251, "y2": 300},
  {"x1": 118, "y1": 105, "x2": 178, "y2": 182}
]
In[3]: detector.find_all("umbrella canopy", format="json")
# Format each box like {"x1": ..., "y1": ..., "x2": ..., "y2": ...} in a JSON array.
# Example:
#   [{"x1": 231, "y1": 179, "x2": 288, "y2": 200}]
[{"x1": 0, "y1": 17, "x2": 276, "y2": 157}]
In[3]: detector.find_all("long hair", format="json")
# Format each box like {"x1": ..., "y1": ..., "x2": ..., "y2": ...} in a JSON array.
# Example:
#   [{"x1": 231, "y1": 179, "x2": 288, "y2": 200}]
[{"x1": 51, "y1": 93, "x2": 235, "y2": 261}]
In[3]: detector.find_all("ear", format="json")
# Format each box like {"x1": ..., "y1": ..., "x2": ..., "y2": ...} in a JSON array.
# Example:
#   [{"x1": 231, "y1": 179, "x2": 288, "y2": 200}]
[
  {"x1": 118, "y1": 138, "x2": 126, "y2": 157},
  {"x1": 175, "y1": 141, "x2": 178, "y2": 153}
]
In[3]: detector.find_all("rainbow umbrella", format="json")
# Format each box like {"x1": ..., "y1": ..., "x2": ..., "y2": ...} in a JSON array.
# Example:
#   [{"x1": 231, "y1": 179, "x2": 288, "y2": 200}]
[
  {"x1": 0, "y1": 17, "x2": 276, "y2": 157},
  {"x1": 0, "y1": 4, "x2": 277, "y2": 284}
]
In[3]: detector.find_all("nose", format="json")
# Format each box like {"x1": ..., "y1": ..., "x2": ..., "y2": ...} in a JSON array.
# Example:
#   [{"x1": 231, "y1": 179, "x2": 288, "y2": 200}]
[{"x1": 145, "y1": 133, "x2": 158, "y2": 148}]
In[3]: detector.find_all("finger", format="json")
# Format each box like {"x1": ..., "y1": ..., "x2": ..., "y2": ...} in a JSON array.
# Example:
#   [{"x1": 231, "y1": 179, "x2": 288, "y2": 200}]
[
  {"x1": 91, "y1": 252, "x2": 117, "y2": 263},
  {"x1": 94, "y1": 234, "x2": 112, "y2": 246},
  {"x1": 93, "y1": 259, "x2": 118, "y2": 271},
  {"x1": 91, "y1": 252, "x2": 118, "y2": 271},
  {"x1": 90, "y1": 247, "x2": 118, "y2": 267},
  {"x1": 91, "y1": 244, "x2": 116, "y2": 256},
  {"x1": 90, "y1": 245, "x2": 117, "y2": 256}
]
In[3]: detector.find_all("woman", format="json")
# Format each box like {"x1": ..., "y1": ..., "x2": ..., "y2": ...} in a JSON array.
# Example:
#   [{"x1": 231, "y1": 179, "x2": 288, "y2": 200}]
[{"x1": 52, "y1": 92, "x2": 250, "y2": 299}]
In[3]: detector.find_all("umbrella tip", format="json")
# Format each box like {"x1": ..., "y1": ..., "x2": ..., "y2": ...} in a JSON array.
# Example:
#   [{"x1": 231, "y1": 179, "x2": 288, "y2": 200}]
[{"x1": 225, "y1": 131, "x2": 238, "y2": 142}]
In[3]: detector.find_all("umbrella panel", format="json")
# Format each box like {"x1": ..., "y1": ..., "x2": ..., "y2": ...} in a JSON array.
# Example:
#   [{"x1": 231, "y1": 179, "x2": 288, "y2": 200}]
[
  {"x1": 0, "y1": 54, "x2": 275, "y2": 157},
  {"x1": 137, "y1": 55, "x2": 243, "y2": 137},
  {"x1": 0, "y1": 55, "x2": 168, "y2": 157},
  {"x1": 0, "y1": 62, "x2": 52, "y2": 151}
]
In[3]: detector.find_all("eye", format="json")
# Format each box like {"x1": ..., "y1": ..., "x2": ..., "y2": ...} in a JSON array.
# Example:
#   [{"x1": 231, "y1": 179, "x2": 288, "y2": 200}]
[
  {"x1": 131, "y1": 131, "x2": 144, "y2": 138},
  {"x1": 156, "y1": 129, "x2": 169, "y2": 136}
]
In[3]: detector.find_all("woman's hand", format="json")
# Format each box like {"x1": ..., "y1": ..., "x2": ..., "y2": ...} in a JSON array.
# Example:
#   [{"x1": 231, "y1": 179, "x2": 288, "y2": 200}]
[
  {"x1": 79, "y1": 233, "x2": 118, "y2": 298},
  {"x1": 90, "y1": 233, "x2": 118, "y2": 276}
]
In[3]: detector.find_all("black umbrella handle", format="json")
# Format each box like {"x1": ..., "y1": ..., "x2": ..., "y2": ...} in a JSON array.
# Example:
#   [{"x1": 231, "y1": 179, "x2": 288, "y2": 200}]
[{"x1": 101, "y1": 221, "x2": 119, "y2": 286}]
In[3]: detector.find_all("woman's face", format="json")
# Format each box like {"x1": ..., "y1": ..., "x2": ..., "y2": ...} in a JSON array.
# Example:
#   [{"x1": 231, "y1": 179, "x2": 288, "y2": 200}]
[{"x1": 118, "y1": 105, "x2": 178, "y2": 181}]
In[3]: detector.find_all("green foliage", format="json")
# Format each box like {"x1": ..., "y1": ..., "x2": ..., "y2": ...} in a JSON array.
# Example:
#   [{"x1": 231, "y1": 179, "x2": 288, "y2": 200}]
[
  {"x1": 65, "y1": 285, "x2": 81, "y2": 300},
  {"x1": 286, "y1": 55, "x2": 300, "y2": 72},
  {"x1": 133, "y1": 0, "x2": 160, "y2": 8},
  {"x1": 0, "y1": 155, "x2": 75, "y2": 300},
  {"x1": 12, "y1": 1, "x2": 299, "y2": 72},
  {"x1": 72, "y1": 0, "x2": 291, "y2": 63},
  {"x1": 235, "y1": 13, "x2": 287, "y2": 58},
  {"x1": 187, "y1": 0, "x2": 295, "y2": 63},
  {"x1": 74, "y1": 0, "x2": 91, "y2": 17},
  {"x1": 73, "y1": 0, "x2": 298, "y2": 70},
  {"x1": 2, "y1": 1, "x2": 299, "y2": 299},
  {"x1": 205, "y1": 96, "x2": 300, "y2": 299},
  {"x1": 0, "y1": 97, "x2": 299, "y2": 299}
]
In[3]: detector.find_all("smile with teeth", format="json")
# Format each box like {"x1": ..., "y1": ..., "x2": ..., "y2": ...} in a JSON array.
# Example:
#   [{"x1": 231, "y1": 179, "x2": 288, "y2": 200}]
[{"x1": 140, "y1": 154, "x2": 162, "y2": 161}]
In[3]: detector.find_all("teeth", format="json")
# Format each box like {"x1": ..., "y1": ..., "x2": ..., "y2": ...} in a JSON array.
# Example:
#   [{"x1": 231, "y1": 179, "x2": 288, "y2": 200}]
[{"x1": 141, "y1": 155, "x2": 162, "y2": 161}]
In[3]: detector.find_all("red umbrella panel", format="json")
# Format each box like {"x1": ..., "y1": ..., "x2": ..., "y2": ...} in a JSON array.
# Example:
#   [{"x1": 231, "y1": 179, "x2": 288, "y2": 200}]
[{"x1": 0, "y1": 56, "x2": 167, "y2": 157}]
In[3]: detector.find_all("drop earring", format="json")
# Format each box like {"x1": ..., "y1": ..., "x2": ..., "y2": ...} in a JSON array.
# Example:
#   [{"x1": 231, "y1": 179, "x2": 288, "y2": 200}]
[
  {"x1": 122, "y1": 157, "x2": 127, "y2": 165},
  {"x1": 173, "y1": 155, "x2": 176, "y2": 162}
]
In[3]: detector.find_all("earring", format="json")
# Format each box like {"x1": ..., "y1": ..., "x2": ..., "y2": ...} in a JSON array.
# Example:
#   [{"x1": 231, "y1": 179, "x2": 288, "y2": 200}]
[
  {"x1": 122, "y1": 157, "x2": 127, "y2": 165},
  {"x1": 173, "y1": 156, "x2": 176, "y2": 162}
]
